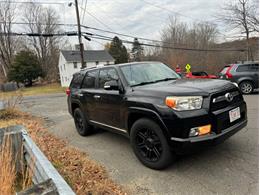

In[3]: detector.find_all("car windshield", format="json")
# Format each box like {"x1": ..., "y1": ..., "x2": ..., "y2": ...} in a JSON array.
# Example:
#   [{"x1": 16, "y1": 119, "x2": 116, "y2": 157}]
[{"x1": 120, "y1": 62, "x2": 180, "y2": 86}]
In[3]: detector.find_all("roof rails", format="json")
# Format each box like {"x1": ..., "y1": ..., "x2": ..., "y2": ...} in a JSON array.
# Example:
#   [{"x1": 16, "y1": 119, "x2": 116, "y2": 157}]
[{"x1": 80, "y1": 64, "x2": 108, "y2": 71}]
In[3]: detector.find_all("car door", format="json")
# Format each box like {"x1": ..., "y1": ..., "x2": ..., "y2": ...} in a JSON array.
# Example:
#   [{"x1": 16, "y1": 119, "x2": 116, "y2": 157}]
[
  {"x1": 94, "y1": 67, "x2": 123, "y2": 128},
  {"x1": 80, "y1": 69, "x2": 99, "y2": 121}
]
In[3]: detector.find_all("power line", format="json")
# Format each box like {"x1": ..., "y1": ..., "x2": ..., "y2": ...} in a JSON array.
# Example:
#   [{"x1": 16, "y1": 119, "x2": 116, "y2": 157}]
[
  {"x1": 77, "y1": 3, "x2": 113, "y2": 31},
  {"x1": 0, "y1": 19, "x2": 248, "y2": 52},
  {"x1": 0, "y1": 30, "x2": 246, "y2": 52},
  {"x1": 138, "y1": 0, "x2": 199, "y2": 22},
  {"x1": 0, "y1": 0, "x2": 66, "y2": 4},
  {"x1": 84, "y1": 11, "x2": 113, "y2": 31},
  {"x1": 81, "y1": 24, "x2": 176, "y2": 45},
  {"x1": 81, "y1": 0, "x2": 87, "y2": 25},
  {"x1": 87, "y1": 33, "x2": 246, "y2": 52},
  {"x1": 0, "y1": 31, "x2": 78, "y2": 36}
]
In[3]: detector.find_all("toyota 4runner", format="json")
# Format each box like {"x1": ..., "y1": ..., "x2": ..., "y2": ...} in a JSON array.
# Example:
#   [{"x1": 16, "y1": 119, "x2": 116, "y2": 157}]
[{"x1": 67, "y1": 62, "x2": 247, "y2": 169}]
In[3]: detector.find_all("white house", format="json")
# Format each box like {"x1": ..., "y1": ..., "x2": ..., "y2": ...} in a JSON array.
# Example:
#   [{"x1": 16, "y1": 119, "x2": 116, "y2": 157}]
[{"x1": 58, "y1": 50, "x2": 115, "y2": 87}]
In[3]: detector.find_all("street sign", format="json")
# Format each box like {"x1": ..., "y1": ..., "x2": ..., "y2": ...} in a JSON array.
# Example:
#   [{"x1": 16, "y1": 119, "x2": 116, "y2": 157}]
[{"x1": 185, "y1": 64, "x2": 191, "y2": 73}]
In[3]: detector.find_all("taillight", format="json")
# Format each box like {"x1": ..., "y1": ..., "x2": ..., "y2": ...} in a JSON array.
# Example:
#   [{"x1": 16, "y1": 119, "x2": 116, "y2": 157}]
[
  {"x1": 66, "y1": 88, "x2": 71, "y2": 96},
  {"x1": 226, "y1": 65, "x2": 234, "y2": 79}
]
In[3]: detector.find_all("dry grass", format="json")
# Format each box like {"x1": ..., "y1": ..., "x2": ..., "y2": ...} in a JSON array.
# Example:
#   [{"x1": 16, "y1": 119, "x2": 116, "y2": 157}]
[
  {"x1": 0, "y1": 124, "x2": 33, "y2": 194},
  {"x1": 1, "y1": 83, "x2": 65, "y2": 98},
  {"x1": 0, "y1": 136, "x2": 16, "y2": 194},
  {"x1": 0, "y1": 112, "x2": 128, "y2": 195}
]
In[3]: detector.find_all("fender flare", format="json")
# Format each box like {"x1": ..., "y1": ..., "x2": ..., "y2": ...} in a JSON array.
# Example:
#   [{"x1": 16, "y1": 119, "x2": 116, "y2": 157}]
[{"x1": 127, "y1": 107, "x2": 171, "y2": 139}]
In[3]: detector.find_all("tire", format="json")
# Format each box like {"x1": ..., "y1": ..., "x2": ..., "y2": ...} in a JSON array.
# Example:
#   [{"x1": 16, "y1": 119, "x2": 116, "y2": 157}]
[
  {"x1": 130, "y1": 118, "x2": 175, "y2": 170},
  {"x1": 73, "y1": 108, "x2": 93, "y2": 136},
  {"x1": 239, "y1": 81, "x2": 253, "y2": 94}
]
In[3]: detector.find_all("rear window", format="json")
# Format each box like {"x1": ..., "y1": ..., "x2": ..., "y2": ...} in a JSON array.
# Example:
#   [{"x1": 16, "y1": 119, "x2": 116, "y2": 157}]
[
  {"x1": 70, "y1": 72, "x2": 85, "y2": 89},
  {"x1": 192, "y1": 72, "x2": 207, "y2": 76}
]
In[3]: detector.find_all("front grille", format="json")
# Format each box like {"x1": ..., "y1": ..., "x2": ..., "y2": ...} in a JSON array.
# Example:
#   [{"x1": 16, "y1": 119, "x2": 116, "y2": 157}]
[{"x1": 210, "y1": 88, "x2": 243, "y2": 112}]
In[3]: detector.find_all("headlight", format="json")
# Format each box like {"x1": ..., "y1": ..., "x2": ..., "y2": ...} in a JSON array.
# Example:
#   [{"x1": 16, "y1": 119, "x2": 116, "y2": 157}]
[{"x1": 165, "y1": 96, "x2": 203, "y2": 111}]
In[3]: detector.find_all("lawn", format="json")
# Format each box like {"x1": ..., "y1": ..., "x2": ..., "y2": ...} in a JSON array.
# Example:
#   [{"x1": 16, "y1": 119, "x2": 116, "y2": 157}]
[{"x1": 0, "y1": 83, "x2": 66, "y2": 97}]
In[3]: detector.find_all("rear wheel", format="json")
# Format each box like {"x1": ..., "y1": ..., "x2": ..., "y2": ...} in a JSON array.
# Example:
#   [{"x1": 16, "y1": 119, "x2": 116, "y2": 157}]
[
  {"x1": 239, "y1": 81, "x2": 253, "y2": 94},
  {"x1": 130, "y1": 118, "x2": 174, "y2": 169},
  {"x1": 74, "y1": 108, "x2": 93, "y2": 136}
]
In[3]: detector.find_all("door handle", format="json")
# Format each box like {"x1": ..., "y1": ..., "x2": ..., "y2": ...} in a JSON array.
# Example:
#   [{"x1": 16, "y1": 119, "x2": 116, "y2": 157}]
[
  {"x1": 77, "y1": 93, "x2": 83, "y2": 97},
  {"x1": 94, "y1": 95, "x2": 101, "y2": 99}
]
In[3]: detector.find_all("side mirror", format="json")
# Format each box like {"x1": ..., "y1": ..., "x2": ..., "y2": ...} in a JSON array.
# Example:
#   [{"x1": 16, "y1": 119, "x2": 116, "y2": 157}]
[{"x1": 104, "y1": 80, "x2": 119, "y2": 90}]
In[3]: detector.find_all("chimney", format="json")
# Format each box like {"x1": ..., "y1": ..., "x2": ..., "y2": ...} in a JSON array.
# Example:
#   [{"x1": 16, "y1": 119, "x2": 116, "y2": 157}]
[{"x1": 75, "y1": 44, "x2": 84, "y2": 51}]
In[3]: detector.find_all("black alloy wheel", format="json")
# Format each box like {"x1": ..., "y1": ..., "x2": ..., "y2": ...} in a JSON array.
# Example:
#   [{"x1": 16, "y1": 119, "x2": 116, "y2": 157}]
[
  {"x1": 130, "y1": 118, "x2": 174, "y2": 169},
  {"x1": 136, "y1": 128, "x2": 163, "y2": 162}
]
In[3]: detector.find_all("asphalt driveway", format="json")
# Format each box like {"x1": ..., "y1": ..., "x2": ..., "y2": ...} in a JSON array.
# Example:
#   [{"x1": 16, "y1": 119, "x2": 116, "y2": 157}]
[{"x1": 20, "y1": 93, "x2": 258, "y2": 195}]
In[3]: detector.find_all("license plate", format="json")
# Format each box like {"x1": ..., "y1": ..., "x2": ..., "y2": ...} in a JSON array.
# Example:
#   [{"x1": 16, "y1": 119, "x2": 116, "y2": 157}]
[{"x1": 229, "y1": 107, "x2": 241, "y2": 123}]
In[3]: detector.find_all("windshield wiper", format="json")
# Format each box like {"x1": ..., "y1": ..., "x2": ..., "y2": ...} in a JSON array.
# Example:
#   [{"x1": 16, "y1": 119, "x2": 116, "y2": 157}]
[
  {"x1": 153, "y1": 77, "x2": 177, "y2": 83},
  {"x1": 131, "y1": 78, "x2": 177, "y2": 87},
  {"x1": 131, "y1": 81, "x2": 156, "y2": 87}
]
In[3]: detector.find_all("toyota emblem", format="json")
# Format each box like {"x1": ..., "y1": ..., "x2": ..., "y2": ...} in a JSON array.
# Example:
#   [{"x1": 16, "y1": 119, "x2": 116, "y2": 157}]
[{"x1": 225, "y1": 93, "x2": 233, "y2": 102}]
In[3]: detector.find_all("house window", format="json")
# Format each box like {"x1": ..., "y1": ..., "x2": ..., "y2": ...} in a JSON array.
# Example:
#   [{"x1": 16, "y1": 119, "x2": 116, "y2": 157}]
[
  {"x1": 73, "y1": 62, "x2": 77, "y2": 69},
  {"x1": 106, "y1": 61, "x2": 109, "y2": 65},
  {"x1": 60, "y1": 66, "x2": 62, "y2": 72},
  {"x1": 64, "y1": 64, "x2": 66, "y2": 71},
  {"x1": 95, "y1": 61, "x2": 99, "y2": 65}
]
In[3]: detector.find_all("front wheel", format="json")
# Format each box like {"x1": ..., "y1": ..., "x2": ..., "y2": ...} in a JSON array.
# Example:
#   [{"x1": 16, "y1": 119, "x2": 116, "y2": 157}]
[
  {"x1": 239, "y1": 81, "x2": 253, "y2": 94},
  {"x1": 130, "y1": 118, "x2": 175, "y2": 169}
]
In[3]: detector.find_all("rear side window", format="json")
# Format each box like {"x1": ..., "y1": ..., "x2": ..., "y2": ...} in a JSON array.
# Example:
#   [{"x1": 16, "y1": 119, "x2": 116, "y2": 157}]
[
  {"x1": 82, "y1": 70, "x2": 98, "y2": 89},
  {"x1": 98, "y1": 68, "x2": 119, "y2": 88},
  {"x1": 70, "y1": 73, "x2": 84, "y2": 89},
  {"x1": 236, "y1": 65, "x2": 250, "y2": 72}
]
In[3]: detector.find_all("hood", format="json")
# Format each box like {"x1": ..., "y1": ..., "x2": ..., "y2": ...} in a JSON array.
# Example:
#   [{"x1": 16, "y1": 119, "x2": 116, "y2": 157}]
[{"x1": 133, "y1": 79, "x2": 236, "y2": 96}]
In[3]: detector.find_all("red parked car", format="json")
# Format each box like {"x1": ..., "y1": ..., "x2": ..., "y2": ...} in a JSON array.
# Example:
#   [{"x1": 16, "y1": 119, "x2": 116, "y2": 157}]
[{"x1": 186, "y1": 71, "x2": 217, "y2": 79}]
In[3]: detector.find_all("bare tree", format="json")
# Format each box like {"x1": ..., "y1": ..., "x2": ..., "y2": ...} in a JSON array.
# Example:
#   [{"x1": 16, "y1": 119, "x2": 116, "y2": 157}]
[
  {"x1": 218, "y1": 0, "x2": 259, "y2": 60},
  {"x1": 158, "y1": 17, "x2": 217, "y2": 70},
  {"x1": 23, "y1": 3, "x2": 61, "y2": 80},
  {"x1": 0, "y1": 0, "x2": 17, "y2": 78}
]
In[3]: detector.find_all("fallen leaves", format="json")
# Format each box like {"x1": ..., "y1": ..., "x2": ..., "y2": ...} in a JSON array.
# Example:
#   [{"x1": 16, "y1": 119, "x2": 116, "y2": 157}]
[{"x1": 0, "y1": 111, "x2": 128, "y2": 195}]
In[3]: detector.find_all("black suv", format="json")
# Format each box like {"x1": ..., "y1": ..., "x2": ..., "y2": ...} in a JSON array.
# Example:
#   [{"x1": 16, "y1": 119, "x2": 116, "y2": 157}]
[
  {"x1": 67, "y1": 62, "x2": 247, "y2": 169},
  {"x1": 219, "y1": 62, "x2": 259, "y2": 94}
]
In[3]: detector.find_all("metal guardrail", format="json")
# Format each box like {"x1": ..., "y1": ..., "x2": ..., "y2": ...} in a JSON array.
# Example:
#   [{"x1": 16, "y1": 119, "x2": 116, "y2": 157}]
[{"x1": 0, "y1": 125, "x2": 75, "y2": 195}]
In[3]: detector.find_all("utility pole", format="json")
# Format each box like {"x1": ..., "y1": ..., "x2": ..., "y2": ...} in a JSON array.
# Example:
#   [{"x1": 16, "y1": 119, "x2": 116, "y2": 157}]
[{"x1": 74, "y1": 0, "x2": 85, "y2": 69}]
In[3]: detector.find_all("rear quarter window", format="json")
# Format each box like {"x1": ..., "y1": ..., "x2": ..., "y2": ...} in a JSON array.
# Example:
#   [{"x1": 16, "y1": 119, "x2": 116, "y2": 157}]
[
  {"x1": 70, "y1": 72, "x2": 85, "y2": 89},
  {"x1": 236, "y1": 65, "x2": 250, "y2": 72}
]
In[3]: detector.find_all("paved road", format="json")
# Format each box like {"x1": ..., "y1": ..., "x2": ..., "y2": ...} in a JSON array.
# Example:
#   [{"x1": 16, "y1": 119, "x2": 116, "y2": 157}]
[{"x1": 20, "y1": 93, "x2": 259, "y2": 195}]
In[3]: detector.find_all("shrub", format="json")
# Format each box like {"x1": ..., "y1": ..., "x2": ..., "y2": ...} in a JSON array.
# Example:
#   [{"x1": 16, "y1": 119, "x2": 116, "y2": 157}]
[{"x1": 8, "y1": 50, "x2": 43, "y2": 87}]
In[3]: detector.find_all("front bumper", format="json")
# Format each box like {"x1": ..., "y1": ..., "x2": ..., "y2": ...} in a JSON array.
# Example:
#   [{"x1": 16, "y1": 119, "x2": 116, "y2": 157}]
[{"x1": 169, "y1": 119, "x2": 247, "y2": 154}]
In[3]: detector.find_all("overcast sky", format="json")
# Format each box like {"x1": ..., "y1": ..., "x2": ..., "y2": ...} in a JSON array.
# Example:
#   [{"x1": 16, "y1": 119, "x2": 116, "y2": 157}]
[{"x1": 14, "y1": 0, "x2": 254, "y2": 50}]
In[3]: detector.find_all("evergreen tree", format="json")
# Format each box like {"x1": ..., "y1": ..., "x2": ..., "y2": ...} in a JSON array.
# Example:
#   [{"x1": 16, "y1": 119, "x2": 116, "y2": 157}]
[
  {"x1": 8, "y1": 50, "x2": 43, "y2": 86},
  {"x1": 108, "y1": 36, "x2": 129, "y2": 64},
  {"x1": 131, "y1": 38, "x2": 143, "y2": 61}
]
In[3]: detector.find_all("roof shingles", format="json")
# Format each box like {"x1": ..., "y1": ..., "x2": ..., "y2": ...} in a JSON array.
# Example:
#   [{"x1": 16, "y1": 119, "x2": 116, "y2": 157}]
[{"x1": 61, "y1": 50, "x2": 114, "y2": 62}]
